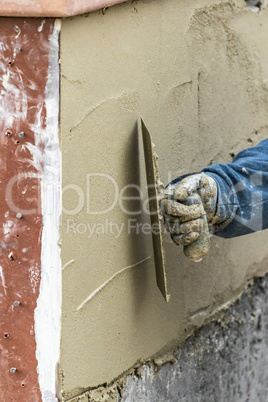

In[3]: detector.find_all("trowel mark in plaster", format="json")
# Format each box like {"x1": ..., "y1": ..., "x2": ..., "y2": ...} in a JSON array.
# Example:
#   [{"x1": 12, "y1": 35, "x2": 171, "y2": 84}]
[
  {"x1": 189, "y1": 306, "x2": 210, "y2": 321},
  {"x1": 62, "y1": 258, "x2": 75, "y2": 271},
  {"x1": 76, "y1": 256, "x2": 151, "y2": 311},
  {"x1": 69, "y1": 90, "x2": 140, "y2": 132}
]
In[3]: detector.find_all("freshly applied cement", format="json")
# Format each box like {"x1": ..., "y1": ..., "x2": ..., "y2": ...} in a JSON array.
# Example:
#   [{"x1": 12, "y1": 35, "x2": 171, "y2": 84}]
[
  {"x1": 121, "y1": 275, "x2": 268, "y2": 402},
  {"x1": 60, "y1": 0, "x2": 268, "y2": 398},
  {"x1": 66, "y1": 274, "x2": 268, "y2": 401}
]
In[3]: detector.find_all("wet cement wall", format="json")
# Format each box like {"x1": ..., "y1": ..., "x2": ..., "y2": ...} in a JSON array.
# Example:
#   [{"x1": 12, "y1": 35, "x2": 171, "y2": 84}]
[
  {"x1": 59, "y1": 0, "x2": 268, "y2": 399},
  {"x1": 68, "y1": 274, "x2": 268, "y2": 401},
  {"x1": 120, "y1": 275, "x2": 268, "y2": 402}
]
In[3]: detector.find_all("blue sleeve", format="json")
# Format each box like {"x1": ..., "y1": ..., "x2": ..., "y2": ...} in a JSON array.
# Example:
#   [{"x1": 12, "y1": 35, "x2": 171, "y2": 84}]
[{"x1": 202, "y1": 139, "x2": 268, "y2": 238}]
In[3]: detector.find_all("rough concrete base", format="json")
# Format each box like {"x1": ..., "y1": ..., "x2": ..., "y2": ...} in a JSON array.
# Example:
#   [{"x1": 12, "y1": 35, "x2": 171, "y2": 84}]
[{"x1": 121, "y1": 275, "x2": 268, "y2": 402}]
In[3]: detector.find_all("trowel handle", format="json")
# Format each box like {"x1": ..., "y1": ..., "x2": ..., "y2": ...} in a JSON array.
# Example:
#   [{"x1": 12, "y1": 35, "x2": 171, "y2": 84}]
[{"x1": 183, "y1": 215, "x2": 211, "y2": 261}]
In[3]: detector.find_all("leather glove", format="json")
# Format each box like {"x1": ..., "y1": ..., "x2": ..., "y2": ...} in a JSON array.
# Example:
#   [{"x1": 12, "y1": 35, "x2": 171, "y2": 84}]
[{"x1": 160, "y1": 173, "x2": 218, "y2": 260}]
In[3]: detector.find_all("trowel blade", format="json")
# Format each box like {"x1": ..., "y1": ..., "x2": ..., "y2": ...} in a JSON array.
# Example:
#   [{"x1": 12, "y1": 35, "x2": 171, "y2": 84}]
[{"x1": 139, "y1": 118, "x2": 170, "y2": 302}]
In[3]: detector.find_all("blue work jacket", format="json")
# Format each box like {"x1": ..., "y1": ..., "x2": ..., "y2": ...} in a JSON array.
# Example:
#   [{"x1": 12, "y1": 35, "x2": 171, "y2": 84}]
[{"x1": 202, "y1": 139, "x2": 268, "y2": 238}]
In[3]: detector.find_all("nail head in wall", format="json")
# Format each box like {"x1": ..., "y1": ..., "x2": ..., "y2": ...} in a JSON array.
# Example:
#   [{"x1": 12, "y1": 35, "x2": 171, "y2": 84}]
[
  {"x1": 14, "y1": 301, "x2": 20, "y2": 307},
  {"x1": 18, "y1": 132, "x2": 24, "y2": 138},
  {"x1": 10, "y1": 368, "x2": 16, "y2": 373},
  {"x1": 16, "y1": 213, "x2": 22, "y2": 219},
  {"x1": 8, "y1": 252, "x2": 15, "y2": 260}
]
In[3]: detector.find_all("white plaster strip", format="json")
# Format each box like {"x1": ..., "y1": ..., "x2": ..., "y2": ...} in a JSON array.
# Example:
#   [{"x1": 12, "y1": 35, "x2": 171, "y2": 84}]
[{"x1": 34, "y1": 20, "x2": 62, "y2": 402}]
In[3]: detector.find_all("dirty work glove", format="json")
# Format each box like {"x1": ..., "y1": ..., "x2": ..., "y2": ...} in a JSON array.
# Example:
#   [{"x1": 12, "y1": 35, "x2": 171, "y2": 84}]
[
  {"x1": 245, "y1": 0, "x2": 260, "y2": 12},
  {"x1": 160, "y1": 173, "x2": 218, "y2": 261}
]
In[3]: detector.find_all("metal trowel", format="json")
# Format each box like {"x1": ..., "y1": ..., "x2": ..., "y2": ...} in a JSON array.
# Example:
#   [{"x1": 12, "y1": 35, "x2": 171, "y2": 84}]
[
  {"x1": 139, "y1": 119, "x2": 211, "y2": 302},
  {"x1": 139, "y1": 119, "x2": 170, "y2": 302}
]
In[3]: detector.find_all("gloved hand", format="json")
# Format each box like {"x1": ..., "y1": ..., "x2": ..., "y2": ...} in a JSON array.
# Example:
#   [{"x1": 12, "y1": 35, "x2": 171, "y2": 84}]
[{"x1": 160, "y1": 173, "x2": 218, "y2": 261}]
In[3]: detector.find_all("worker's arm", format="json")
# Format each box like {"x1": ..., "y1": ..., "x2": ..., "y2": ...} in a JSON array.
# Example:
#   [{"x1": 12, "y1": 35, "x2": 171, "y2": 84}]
[
  {"x1": 203, "y1": 139, "x2": 268, "y2": 237},
  {"x1": 160, "y1": 139, "x2": 268, "y2": 250}
]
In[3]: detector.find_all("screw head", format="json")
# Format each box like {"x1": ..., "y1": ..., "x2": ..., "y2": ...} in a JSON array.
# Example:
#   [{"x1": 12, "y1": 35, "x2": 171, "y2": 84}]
[
  {"x1": 10, "y1": 368, "x2": 16, "y2": 373},
  {"x1": 16, "y1": 213, "x2": 22, "y2": 219},
  {"x1": 14, "y1": 301, "x2": 20, "y2": 307},
  {"x1": 18, "y1": 132, "x2": 24, "y2": 138}
]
